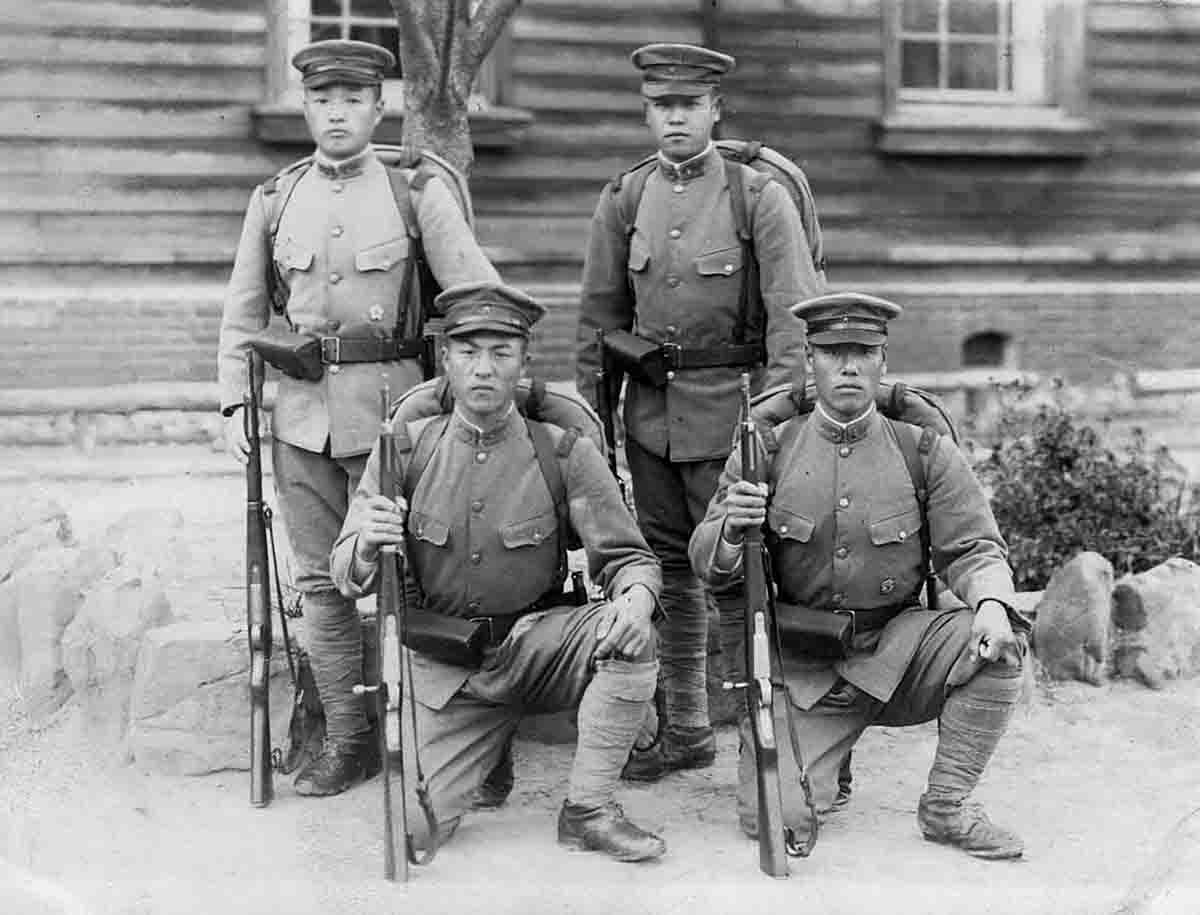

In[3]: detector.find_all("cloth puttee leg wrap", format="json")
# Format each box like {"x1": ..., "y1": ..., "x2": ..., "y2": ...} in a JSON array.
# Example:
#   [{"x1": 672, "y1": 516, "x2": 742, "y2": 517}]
[
  {"x1": 925, "y1": 663, "x2": 1023, "y2": 804},
  {"x1": 657, "y1": 567, "x2": 710, "y2": 731},
  {"x1": 568, "y1": 659, "x2": 658, "y2": 809},
  {"x1": 303, "y1": 590, "x2": 369, "y2": 743}
]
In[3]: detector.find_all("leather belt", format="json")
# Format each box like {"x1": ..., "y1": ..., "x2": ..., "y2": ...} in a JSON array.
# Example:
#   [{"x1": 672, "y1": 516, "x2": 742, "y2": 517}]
[
  {"x1": 660, "y1": 341, "x2": 765, "y2": 370},
  {"x1": 319, "y1": 335, "x2": 425, "y2": 365},
  {"x1": 467, "y1": 586, "x2": 582, "y2": 646},
  {"x1": 834, "y1": 602, "x2": 914, "y2": 633}
]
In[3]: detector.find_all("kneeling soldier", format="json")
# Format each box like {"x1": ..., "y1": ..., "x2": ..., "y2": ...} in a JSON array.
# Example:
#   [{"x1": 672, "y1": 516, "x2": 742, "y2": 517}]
[
  {"x1": 689, "y1": 292, "x2": 1031, "y2": 859},
  {"x1": 331, "y1": 282, "x2": 666, "y2": 862}
]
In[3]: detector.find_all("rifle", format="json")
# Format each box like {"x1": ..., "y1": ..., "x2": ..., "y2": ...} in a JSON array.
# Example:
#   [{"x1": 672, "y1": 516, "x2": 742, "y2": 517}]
[
  {"x1": 593, "y1": 329, "x2": 630, "y2": 506},
  {"x1": 738, "y1": 373, "x2": 789, "y2": 877},
  {"x1": 355, "y1": 385, "x2": 439, "y2": 881},
  {"x1": 244, "y1": 349, "x2": 274, "y2": 808}
]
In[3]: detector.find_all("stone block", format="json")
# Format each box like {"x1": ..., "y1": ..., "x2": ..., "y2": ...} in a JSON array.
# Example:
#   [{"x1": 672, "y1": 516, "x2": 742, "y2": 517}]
[
  {"x1": 1032, "y1": 551, "x2": 1113, "y2": 684},
  {"x1": 1111, "y1": 558, "x2": 1200, "y2": 689}
]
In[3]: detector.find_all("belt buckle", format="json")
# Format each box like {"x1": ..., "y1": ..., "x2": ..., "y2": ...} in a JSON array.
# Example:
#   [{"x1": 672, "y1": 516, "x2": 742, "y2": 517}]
[
  {"x1": 660, "y1": 342, "x2": 681, "y2": 369},
  {"x1": 469, "y1": 616, "x2": 494, "y2": 643},
  {"x1": 320, "y1": 336, "x2": 341, "y2": 364},
  {"x1": 834, "y1": 607, "x2": 856, "y2": 633}
]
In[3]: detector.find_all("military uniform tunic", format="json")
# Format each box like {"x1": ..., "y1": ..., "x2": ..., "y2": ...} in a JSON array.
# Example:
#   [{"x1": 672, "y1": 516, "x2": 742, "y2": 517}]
[
  {"x1": 576, "y1": 145, "x2": 822, "y2": 463},
  {"x1": 690, "y1": 405, "x2": 1017, "y2": 710},
  {"x1": 217, "y1": 145, "x2": 500, "y2": 459}
]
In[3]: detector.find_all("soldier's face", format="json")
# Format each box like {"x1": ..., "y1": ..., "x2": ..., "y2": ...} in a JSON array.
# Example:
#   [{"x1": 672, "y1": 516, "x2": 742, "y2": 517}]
[
  {"x1": 442, "y1": 333, "x2": 528, "y2": 424},
  {"x1": 807, "y1": 343, "x2": 886, "y2": 422},
  {"x1": 302, "y1": 83, "x2": 384, "y2": 160},
  {"x1": 644, "y1": 92, "x2": 721, "y2": 162}
]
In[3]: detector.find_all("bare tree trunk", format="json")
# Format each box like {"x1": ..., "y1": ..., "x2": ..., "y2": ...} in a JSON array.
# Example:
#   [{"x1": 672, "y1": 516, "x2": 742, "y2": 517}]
[{"x1": 390, "y1": 0, "x2": 523, "y2": 176}]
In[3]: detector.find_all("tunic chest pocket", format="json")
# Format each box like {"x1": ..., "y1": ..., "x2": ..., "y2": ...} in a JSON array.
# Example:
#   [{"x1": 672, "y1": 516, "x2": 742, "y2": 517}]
[
  {"x1": 869, "y1": 509, "x2": 922, "y2": 547},
  {"x1": 501, "y1": 511, "x2": 557, "y2": 550},
  {"x1": 768, "y1": 505, "x2": 815, "y2": 543},
  {"x1": 355, "y1": 236, "x2": 410, "y2": 273},
  {"x1": 274, "y1": 238, "x2": 314, "y2": 273},
  {"x1": 627, "y1": 235, "x2": 650, "y2": 274},
  {"x1": 695, "y1": 246, "x2": 743, "y2": 278},
  {"x1": 408, "y1": 512, "x2": 450, "y2": 547}
]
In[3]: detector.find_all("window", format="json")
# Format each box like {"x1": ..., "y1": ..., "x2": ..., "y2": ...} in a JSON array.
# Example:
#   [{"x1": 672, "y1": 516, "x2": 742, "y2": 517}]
[
  {"x1": 878, "y1": 0, "x2": 1103, "y2": 157},
  {"x1": 255, "y1": 0, "x2": 527, "y2": 148},
  {"x1": 962, "y1": 331, "x2": 1013, "y2": 368}
]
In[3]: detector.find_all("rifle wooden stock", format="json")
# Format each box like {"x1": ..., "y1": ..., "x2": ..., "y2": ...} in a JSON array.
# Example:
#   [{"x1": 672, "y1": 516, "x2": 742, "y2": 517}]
[
  {"x1": 739, "y1": 374, "x2": 789, "y2": 878},
  {"x1": 594, "y1": 330, "x2": 629, "y2": 506},
  {"x1": 245, "y1": 350, "x2": 274, "y2": 808}
]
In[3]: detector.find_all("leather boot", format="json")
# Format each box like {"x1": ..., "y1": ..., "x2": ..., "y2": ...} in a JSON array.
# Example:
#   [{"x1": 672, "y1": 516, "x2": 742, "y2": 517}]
[
  {"x1": 557, "y1": 802, "x2": 666, "y2": 862},
  {"x1": 293, "y1": 736, "x2": 382, "y2": 797},
  {"x1": 918, "y1": 796, "x2": 1024, "y2": 860},
  {"x1": 621, "y1": 725, "x2": 716, "y2": 782},
  {"x1": 470, "y1": 738, "x2": 515, "y2": 810}
]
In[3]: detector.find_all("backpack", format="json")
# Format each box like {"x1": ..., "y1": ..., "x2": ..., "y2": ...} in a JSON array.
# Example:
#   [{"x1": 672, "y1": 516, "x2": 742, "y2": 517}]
[
  {"x1": 611, "y1": 139, "x2": 826, "y2": 348},
  {"x1": 387, "y1": 376, "x2": 608, "y2": 562},
  {"x1": 750, "y1": 379, "x2": 958, "y2": 609},
  {"x1": 259, "y1": 144, "x2": 473, "y2": 372}
]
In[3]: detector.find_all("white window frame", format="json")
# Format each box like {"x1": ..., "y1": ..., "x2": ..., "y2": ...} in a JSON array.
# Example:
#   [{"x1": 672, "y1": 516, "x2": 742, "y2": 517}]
[{"x1": 878, "y1": 0, "x2": 1102, "y2": 157}]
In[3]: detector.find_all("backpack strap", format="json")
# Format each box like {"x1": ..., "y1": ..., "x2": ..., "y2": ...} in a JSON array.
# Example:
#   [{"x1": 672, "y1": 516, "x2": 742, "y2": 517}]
[
  {"x1": 525, "y1": 418, "x2": 582, "y2": 578},
  {"x1": 610, "y1": 159, "x2": 657, "y2": 308},
  {"x1": 724, "y1": 158, "x2": 768, "y2": 348},
  {"x1": 261, "y1": 161, "x2": 310, "y2": 324},
  {"x1": 888, "y1": 419, "x2": 939, "y2": 610},
  {"x1": 402, "y1": 415, "x2": 452, "y2": 504}
]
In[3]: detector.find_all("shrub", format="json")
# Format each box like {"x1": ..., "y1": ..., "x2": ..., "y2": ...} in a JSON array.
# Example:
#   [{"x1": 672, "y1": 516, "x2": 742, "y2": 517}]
[{"x1": 977, "y1": 392, "x2": 1199, "y2": 590}]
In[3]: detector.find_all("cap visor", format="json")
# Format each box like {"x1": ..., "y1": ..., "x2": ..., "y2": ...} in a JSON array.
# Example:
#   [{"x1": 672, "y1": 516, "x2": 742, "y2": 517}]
[{"x1": 807, "y1": 329, "x2": 887, "y2": 346}]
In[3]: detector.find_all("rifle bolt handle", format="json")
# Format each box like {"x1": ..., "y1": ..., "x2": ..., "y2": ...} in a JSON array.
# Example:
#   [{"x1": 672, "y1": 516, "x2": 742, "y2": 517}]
[{"x1": 351, "y1": 684, "x2": 379, "y2": 696}]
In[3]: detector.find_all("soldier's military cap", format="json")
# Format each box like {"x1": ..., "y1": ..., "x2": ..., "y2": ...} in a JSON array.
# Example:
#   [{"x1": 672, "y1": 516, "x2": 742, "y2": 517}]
[
  {"x1": 437, "y1": 282, "x2": 546, "y2": 340},
  {"x1": 631, "y1": 43, "x2": 735, "y2": 98},
  {"x1": 791, "y1": 292, "x2": 903, "y2": 346},
  {"x1": 292, "y1": 39, "x2": 395, "y2": 89}
]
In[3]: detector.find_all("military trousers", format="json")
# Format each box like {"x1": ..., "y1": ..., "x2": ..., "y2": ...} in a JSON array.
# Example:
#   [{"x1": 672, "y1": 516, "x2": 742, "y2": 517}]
[
  {"x1": 397, "y1": 601, "x2": 657, "y2": 846},
  {"x1": 272, "y1": 439, "x2": 370, "y2": 740},
  {"x1": 737, "y1": 609, "x2": 1022, "y2": 834},
  {"x1": 625, "y1": 436, "x2": 732, "y2": 734}
]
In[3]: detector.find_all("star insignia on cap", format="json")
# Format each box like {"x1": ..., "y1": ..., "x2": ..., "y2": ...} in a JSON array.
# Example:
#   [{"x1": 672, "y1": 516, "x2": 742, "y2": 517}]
[{"x1": 368, "y1": 305, "x2": 384, "y2": 322}]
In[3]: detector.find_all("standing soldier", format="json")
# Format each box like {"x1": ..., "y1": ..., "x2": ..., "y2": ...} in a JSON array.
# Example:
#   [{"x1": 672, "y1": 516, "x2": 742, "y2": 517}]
[
  {"x1": 575, "y1": 43, "x2": 824, "y2": 780},
  {"x1": 690, "y1": 293, "x2": 1030, "y2": 859},
  {"x1": 217, "y1": 39, "x2": 499, "y2": 798}
]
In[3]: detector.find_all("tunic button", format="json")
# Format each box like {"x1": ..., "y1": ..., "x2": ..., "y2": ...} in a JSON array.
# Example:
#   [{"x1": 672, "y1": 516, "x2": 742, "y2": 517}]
[
  {"x1": 331, "y1": 225, "x2": 343, "y2": 238},
  {"x1": 836, "y1": 546, "x2": 848, "y2": 559},
  {"x1": 779, "y1": 524, "x2": 789, "y2": 535},
  {"x1": 467, "y1": 600, "x2": 481, "y2": 613},
  {"x1": 669, "y1": 228, "x2": 682, "y2": 239},
  {"x1": 723, "y1": 264, "x2": 734, "y2": 274},
  {"x1": 328, "y1": 364, "x2": 341, "y2": 375},
  {"x1": 329, "y1": 272, "x2": 342, "y2": 284},
  {"x1": 471, "y1": 500, "x2": 484, "y2": 513},
  {"x1": 838, "y1": 496, "x2": 850, "y2": 508},
  {"x1": 470, "y1": 551, "x2": 482, "y2": 565},
  {"x1": 475, "y1": 452, "x2": 487, "y2": 463},
  {"x1": 667, "y1": 276, "x2": 680, "y2": 288},
  {"x1": 532, "y1": 530, "x2": 543, "y2": 542},
  {"x1": 898, "y1": 530, "x2": 908, "y2": 541},
  {"x1": 839, "y1": 446, "x2": 851, "y2": 458},
  {"x1": 673, "y1": 184, "x2": 684, "y2": 193}
]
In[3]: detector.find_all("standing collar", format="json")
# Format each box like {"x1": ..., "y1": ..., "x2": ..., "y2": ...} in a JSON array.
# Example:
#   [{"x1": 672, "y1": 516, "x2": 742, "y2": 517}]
[
  {"x1": 657, "y1": 143, "x2": 717, "y2": 183},
  {"x1": 814, "y1": 401, "x2": 878, "y2": 444},
  {"x1": 451, "y1": 402, "x2": 520, "y2": 446},
  {"x1": 313, "y1": 145, "x2": 376, "y2": 180}
]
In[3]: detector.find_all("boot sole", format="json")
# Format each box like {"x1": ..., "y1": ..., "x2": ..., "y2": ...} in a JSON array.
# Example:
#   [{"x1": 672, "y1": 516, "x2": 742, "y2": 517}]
[
  {"x1": 921, "y1": 832, "x2": 1024, "y2": 860},
  {"x1": 620, "y1": 753, "x2": 717, "y2": 783}
]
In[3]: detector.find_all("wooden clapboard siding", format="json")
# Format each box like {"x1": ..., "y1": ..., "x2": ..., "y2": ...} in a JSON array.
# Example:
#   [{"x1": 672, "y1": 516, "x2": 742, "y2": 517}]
[{"x1": 2, "y1": 0, "x2": 1200, "y2": 392}]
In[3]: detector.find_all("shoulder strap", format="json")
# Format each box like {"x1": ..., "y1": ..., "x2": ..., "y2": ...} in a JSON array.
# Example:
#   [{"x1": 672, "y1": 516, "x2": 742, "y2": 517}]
[
  {"x1": 261, "y1": 162, "x2": 310, "y2": 321},
  {"x1": 888, "y1": 419, "x2": 938, "y2": 609},
  {"x1": 525, "y1": 418, "x2": 582, "y2": 575},
  {"x1": 723, "y1": 158, "x2": 768, "y2": 347},
  {"x1": 402, "y1": 415, "x2": 452, "y2": 503},
  {"x1": 385, "y1": 165, "x2": 435, "y2": 367},
  {"x1": 611, "y1": 159, "x2": 656, "y2": 308}
]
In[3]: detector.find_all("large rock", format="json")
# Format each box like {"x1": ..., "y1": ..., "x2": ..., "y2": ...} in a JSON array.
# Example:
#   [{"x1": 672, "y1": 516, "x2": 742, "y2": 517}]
[
  {"x1": 1110, "y1": 558, "x2": 1200, "y2": 689},
  {"x1": 79, "y1": 507, "x2": 191, "y2": 579},
  {"x1": 126, "y1": 621, "x2": 293, "y2": 775},
  {"x1": 0, "y1": 492, "x2": 72, "y2": 584},
  {"x1": 1032, "y1": 551, "x2": 1114, "y2": 684},
  {"x1": 0, "y1": 545, "x2": 116, "y2": 716},
  {"x1": 60, "y1": 563, "x2": 174, "y2": 742}
]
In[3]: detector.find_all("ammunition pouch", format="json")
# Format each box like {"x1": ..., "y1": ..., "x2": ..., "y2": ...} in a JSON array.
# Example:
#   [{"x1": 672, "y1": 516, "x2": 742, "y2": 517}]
[
  {"x1": 774, "y1": 601, "x2": 910, "y2": 660},
  {"x1": 602, "y1": 329, "x2": 765, "y2": 389},
  {"x1": 249, "y1": 327, "x2": 426, "y2": 382}
]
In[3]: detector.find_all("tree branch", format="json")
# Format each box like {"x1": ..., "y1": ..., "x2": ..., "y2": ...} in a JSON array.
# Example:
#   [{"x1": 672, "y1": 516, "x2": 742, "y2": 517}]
[
  {"x1": 389, "y1": 0, "x2": 437, "y2": 95},
  {"x1": 460, "y1": 0, "x2": 523, "y2": 77}
]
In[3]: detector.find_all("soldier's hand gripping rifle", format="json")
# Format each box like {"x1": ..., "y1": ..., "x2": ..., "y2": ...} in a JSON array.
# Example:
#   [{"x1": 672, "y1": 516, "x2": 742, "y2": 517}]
[{"x1": 738, "y1": 373, "x2": 789, "y2": 877}]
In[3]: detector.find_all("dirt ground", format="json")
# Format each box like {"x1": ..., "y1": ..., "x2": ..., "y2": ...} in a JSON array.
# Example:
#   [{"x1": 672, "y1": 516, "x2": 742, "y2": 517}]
[{"x1": 1, "y1": 445, "x2": 1198, "y2": 915}]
